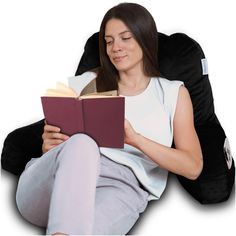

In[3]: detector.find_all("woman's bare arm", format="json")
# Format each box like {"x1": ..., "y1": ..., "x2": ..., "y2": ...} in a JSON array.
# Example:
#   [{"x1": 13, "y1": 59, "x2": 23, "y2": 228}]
[{"x1": 124, "y1": 86, "x2": 203, "y2": 180}]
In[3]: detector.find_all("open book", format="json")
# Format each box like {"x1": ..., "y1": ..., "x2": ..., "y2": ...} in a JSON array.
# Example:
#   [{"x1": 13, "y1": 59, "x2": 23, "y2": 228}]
[{"x1": 41, "y1": 76, "x2": 124, "y2": 148}]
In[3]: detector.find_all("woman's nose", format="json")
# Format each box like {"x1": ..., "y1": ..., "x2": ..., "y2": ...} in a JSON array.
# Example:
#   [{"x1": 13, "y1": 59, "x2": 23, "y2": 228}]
[{"x1": 112, "y1": 39, "x2": 122, "y2": 52}]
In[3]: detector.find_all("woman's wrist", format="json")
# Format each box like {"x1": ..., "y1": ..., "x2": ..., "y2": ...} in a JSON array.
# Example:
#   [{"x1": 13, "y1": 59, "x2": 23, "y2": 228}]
[{"x1": 130, "y1": 133, "x2": 144, "y2": 149}]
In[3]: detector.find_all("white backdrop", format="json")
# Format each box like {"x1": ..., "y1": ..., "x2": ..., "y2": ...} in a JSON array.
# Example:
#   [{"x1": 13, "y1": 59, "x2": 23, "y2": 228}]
[{"x1": 0, "y1": 0, "x2": 235, "y2": 235}]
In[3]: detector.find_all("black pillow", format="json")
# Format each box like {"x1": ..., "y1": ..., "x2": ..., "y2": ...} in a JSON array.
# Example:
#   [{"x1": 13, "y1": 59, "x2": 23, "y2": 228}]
[
  {"x1": 157, "y1": 33, "x2": 235, "y2": 203},
  {"x1": 178, "y1": 122, "x2": 235, "y2": 204},
  {"x1": 1, "y1": 119, "x2": 44, "y2": 175}
]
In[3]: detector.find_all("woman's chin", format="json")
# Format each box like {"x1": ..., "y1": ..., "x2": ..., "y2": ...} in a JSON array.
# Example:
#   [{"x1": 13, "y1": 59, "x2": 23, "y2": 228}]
[{"x1": 114, "y1": 64, "x2": 130, "y2": 72}]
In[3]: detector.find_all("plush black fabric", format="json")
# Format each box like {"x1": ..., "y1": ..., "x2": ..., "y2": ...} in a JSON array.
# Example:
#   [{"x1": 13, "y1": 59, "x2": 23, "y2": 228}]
[
  {"x1": 158, "y1": 33, "x2": 218, "y2": 125},
  {"x1": 75, "y1": 32, "x2": 100, "y2": 76},
  {"x1": 1, "y1": 32, "x2": 235, "y2": 204},
  {"x1": 1, "y1": 120, "x2": 44, "y2": 175},
  {"x1": 178, "y1": 122, "x2": 235, "y2": 203}
]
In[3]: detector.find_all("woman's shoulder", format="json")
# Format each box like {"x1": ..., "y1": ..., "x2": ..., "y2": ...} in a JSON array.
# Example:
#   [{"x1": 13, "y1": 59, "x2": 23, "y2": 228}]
[
  {"x1": 154, "y1": 77, "x2": 184, "y2": 87},
  {"x1": 152, "y1": 77, "x2": 184, "y2": 94},
  {"x1": 152, "y1": 78, "x2": 188, "y2": 123}
]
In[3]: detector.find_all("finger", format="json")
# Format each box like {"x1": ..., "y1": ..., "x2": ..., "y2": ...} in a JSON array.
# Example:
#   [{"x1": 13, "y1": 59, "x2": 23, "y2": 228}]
[
  {"x1": 50, "y1": 132, "x2": 69, "y2": 141},
  {"x1": 45, "y1": 138, "x2": 65, "y2": 146},
  {"x1": 44, "y1": 124, "x2": 61, "y2": 133}
]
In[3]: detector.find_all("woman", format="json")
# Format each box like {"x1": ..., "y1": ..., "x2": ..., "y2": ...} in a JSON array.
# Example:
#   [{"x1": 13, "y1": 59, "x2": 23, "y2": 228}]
[{"x1": 16, "y1": 3, "x2": 203, "y2": 235}]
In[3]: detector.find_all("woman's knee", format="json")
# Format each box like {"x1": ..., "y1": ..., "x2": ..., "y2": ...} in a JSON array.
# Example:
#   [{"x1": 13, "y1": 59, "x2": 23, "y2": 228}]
[
  {"x1": 57, "y1": 133, "x2": 100, "y2": 167},
  {"x1": 67, "y1": 133, "x2": 98, "y2": 150}
]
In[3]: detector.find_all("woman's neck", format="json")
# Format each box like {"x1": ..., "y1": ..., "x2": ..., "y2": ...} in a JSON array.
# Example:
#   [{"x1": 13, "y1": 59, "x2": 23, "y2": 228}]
[{"x1": 118, "y1": 71, "x2": 150, "y2": 96}]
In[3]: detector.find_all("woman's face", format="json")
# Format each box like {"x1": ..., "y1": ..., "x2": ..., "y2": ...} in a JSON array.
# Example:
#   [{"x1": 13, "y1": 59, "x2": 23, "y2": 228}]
[{"x1": 105, "y1": 18, "x2": 143, "y2": 73}]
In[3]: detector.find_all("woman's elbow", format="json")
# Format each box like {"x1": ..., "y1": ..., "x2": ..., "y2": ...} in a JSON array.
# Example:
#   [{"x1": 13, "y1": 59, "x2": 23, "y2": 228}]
[{"x1": 188, "y1": 155, "x2": 203, "y2": 180}]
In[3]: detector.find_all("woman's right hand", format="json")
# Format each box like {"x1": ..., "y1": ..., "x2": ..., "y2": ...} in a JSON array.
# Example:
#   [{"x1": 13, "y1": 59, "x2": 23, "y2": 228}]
[{"x1": 42, "y1": 123, "x2": 69, "y2": 154}]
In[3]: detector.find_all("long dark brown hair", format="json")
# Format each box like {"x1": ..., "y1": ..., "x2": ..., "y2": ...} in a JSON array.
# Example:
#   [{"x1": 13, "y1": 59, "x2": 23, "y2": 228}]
[{"x1": 96, "y1": 2, "x2": 160, "y2": 92}]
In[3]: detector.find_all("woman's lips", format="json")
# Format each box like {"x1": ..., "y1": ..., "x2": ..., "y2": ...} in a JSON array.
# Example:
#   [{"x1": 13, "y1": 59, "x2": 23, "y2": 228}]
[{"x1": 113, "y1": 55, "x2": 127, "y2": 62}]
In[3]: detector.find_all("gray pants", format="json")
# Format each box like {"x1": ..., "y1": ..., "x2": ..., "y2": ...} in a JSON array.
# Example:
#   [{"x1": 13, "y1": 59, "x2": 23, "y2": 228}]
[{"x1": 16, "y1": 134, "x2": 149, "y2": 235}]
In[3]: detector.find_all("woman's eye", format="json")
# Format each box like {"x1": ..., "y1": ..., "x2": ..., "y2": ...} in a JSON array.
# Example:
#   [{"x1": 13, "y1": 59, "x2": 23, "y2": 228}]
[
  {"x1": 106, "y1": 41, "x2": 113, "y2": 45},
  {"x1": 122, "y1": 37, "x2": 132, "y2": 41}
]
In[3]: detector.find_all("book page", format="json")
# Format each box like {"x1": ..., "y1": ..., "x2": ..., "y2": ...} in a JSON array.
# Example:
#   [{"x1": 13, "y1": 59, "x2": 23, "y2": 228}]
[
  {"x1": 79, "y1": 90, "x2": 118, "y2": 99},
  {"x1": 43, "y1": 72, "x2": 118, "y2": 98},
  {"x1": 44, "y1": 82, "x2": 77, "y2": 97}
]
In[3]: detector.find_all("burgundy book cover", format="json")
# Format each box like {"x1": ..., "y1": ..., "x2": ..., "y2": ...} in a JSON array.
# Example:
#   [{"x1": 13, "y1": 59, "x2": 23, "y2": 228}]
[{"x1": 41, "y1": 96, "x2": 125, "y2": 148}]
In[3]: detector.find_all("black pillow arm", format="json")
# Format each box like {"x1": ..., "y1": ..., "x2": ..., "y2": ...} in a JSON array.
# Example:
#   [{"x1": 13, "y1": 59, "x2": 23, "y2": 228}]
[{"x1": 1, "y1": 119, "x2": 44, "y2": 175}]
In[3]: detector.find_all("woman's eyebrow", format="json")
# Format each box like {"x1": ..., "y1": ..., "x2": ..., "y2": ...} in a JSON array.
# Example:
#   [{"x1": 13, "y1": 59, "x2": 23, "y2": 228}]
[{"x1": 105, "y1": 30, "x2": 132, "y2": 38}]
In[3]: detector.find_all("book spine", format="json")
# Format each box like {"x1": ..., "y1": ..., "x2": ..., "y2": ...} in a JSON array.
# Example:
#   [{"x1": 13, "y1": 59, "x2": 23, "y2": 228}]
[{"x1": 75, "y1": 100, "x2": 85, "y2": 133}]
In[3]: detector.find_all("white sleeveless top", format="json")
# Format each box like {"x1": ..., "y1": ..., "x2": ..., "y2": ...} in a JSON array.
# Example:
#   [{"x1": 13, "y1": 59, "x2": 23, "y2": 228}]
[{"x1": 100, "y1": 77, "x2": 183, "y2": 200}]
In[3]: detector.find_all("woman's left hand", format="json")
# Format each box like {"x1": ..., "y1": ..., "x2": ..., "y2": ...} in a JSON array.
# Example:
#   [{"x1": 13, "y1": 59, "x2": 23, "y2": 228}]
[{"x1": 124, "y1": 119, "x2": 140, "y2": 146}]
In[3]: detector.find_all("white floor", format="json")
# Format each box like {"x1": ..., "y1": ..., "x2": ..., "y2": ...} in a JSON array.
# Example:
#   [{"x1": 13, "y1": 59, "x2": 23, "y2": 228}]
[{"x1": 1, "y1": 168, "x2": 235, "y2": 236}]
